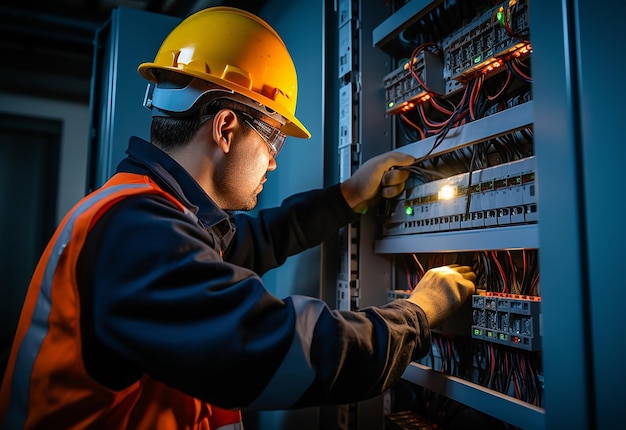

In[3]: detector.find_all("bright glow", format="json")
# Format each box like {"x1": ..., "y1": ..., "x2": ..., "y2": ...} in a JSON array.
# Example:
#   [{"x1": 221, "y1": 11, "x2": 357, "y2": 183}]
[
  {"x1": 497, "y1": 7, "x2": 505, "y2": 25},
  {"x1": 405, "y1": 206, "x2": 414, "y2": 216},
  {"x1": 438, "y1": 185, "x2": 456, "y2": 200}
]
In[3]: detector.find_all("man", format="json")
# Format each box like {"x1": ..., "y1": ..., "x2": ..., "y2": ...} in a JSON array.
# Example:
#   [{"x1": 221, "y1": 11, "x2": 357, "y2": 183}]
[{"x1": 0, "y1": 7, "x2": 475, "y2": 429}]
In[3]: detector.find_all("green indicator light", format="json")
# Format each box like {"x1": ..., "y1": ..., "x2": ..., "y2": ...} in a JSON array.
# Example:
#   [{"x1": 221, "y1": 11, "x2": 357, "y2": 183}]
[
  {"x1": 388, "y1": 101, "x2": 394, "y2": 108},
  {"x1": 405, "y1": 206, "x2": 413, "y2": 216},
  {"x1": 474, "y1": 55, "x2": 482, "y2": 64},
  {"x1": 497, "y1": 9, "x2": 505, "y2": 26}
]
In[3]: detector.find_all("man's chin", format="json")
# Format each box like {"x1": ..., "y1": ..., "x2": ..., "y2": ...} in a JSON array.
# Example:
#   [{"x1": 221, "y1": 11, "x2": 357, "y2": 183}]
[{"x1": 225, "y1": 197, "x2": 258, "y2": 212}]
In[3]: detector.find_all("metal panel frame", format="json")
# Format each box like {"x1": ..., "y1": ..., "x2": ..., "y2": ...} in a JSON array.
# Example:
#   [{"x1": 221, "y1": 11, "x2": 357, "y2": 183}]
[
  {"x1": 88, "y1": 8, "x2": 180, "y2": 190},
  {"x1": 571, "y1": 1, "x2": 625, "y2": 428},
  {"x1": 530, "y1": 1, "x2": 596, "y2": 428}
]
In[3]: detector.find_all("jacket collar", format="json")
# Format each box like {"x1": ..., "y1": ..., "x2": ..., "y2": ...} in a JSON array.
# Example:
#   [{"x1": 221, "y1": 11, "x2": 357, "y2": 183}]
[{"x1": 116, "y1": 137, "x2": 235, "y2": 246}]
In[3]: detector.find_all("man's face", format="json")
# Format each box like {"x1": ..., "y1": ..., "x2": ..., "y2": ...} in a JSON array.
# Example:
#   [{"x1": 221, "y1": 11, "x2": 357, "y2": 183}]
[{"x1": 213, "y1": 123, "x2": 278, "y2": 211}]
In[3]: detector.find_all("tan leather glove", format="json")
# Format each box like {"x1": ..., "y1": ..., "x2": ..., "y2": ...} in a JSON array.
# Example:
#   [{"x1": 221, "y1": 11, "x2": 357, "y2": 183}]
[
  {"x1": 340, "y1": 152, "x2": 415, "y2": 214},
  {"x1": 407, "y1": 265, "x2": 476, "y2": 328}
]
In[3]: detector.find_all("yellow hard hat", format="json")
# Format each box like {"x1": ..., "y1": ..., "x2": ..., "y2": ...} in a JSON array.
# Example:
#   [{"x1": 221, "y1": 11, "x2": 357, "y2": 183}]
[{"x1": 138, "y1": 7, "x2": 310, "y2": 138}]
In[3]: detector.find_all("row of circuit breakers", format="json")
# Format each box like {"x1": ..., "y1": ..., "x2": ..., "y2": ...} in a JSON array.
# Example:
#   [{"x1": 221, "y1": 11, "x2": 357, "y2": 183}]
[
  {"x1": 383, "y1": 156, "x2": 536, "y2": 236},
  {"x1": 381, "y1": 0, "x2": 539, "y2": 352},
  {"x1": 384, "y1": 0, "x2": 530, "y2": 114}
]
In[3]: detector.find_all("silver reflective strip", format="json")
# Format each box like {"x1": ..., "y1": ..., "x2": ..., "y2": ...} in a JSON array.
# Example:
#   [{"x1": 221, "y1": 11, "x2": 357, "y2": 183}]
[
  {"x1": 2, "y1": 183, "x2": 151, "y2": 429},
  {"x1": 247, "y1": 295, "x2": 324, "y2": 410},
  {"x1": 215, "y1": 423, "x2": 243, "y2": 430}
]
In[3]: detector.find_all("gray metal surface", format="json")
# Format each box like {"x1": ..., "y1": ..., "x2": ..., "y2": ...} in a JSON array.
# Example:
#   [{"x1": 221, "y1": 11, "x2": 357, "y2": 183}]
[
  {"x1": 88, "y1": 8, "x2": 180, "y2": 189},
  {"x1": 403, "y1": 363, "x2": 545, "y2": 429},
  {"x1": 375, "y1": 224, "x2": 539, "y2": 254},
  {"x1": 531, "y1": 0, "x2": 594, "y2": 428}
]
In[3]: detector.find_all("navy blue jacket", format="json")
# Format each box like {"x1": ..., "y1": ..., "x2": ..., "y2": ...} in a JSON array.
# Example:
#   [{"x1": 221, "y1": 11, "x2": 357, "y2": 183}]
[{"x1": 77, "y1": 137, "x2": 431, "y2": 410}]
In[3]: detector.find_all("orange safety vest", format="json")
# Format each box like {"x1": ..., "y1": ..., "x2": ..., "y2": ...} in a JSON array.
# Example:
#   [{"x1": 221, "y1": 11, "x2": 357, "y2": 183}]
[{"x1": 0, "y1": 173, "x2": 243, "y2": 430}]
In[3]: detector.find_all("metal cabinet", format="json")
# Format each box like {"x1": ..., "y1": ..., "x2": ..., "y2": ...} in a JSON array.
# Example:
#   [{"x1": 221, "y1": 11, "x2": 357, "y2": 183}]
[{"x1": 338, "y1": 0, "x2": 625, "y2": 428}]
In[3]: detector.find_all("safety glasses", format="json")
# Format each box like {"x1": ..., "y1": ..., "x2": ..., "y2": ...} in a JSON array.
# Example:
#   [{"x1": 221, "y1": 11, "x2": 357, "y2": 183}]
[{"x1": 235, "y1": 110, "x2": 286, "y2": 158}]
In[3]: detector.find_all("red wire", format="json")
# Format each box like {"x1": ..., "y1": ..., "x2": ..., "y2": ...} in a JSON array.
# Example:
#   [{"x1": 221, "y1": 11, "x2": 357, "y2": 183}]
[
  {"x1": 510, "y1": 59, "x2": 532, "y2": 81},
  {"x1": 405, "y1": 260, "x2": 413, "y2": 290},
  {"x1": 530, "y1": 272, "x2": 540, "y2": 295},
  {"x1": 409, "y1": 42, "x2": 444, "y2": 97},
  {"x1": 417, "y1": 102, "x2": 454, "y2": 129},
  {"x1": 506, "y1": 250, "x2": 518, "y2": 294},
  {"x1": 521, "y1": 249, "x2": 528, "y2": 294},
  {"x1": 400, "y1": 113, "x2": 426, "y2": 140},
  {"x1": 429, "y1": 96, "x2": 454, "y2": 115},
  {"x1": 491, "y1": 251, "x2": 509, "y2": 293},
  {"x1": 412, "y1": 254, "x2": 425, "y2": 277},
  {"x1": 486, "y1": 68, "x2": 512, "y2": 101},
  {"x1": 469, "y1": 74, "x2": 484, "y2": 121}
]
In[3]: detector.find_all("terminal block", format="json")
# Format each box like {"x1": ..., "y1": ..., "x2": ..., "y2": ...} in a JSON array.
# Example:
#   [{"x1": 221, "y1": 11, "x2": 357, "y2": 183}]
[
  {"x1": 441, "y1": 0, "x2": 530, "y2": 94},
  {"x1": 383, "y1": 49, "x2": 445, "y2": 115},
  {"x1": 471, "y1": 292, "x2": 541, "y2": 351}
]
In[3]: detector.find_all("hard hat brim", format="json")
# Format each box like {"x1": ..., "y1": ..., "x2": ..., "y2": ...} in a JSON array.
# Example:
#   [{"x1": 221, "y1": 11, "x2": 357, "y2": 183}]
[{"x1": 138, "y1": 64, "x2": 311, "y2": 139}]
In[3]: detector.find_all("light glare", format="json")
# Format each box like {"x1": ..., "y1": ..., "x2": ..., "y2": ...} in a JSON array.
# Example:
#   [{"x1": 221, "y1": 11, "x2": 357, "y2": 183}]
[{"x1": 438, "y1": 184, "x2": 456, "y2": 200}]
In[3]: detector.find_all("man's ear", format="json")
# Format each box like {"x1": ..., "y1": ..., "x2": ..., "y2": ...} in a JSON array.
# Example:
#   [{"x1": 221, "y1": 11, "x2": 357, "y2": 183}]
[{"x1": 211, "y1": 109, "x2": 238, "y2": 154}]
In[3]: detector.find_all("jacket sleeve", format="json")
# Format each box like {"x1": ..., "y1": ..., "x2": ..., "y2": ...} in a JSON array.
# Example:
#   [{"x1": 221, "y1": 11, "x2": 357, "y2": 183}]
[
  {"x1": 78, "y1": 190, "x2": 431, "y2": 411},
  {"x1": 223, "y1": 184, "x2": 359, "y2": 275}
]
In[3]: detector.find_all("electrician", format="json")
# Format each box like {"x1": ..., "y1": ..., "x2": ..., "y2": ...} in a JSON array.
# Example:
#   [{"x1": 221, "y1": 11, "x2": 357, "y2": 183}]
[{"x1": 0, "y1": 7, "x2": 475, "y2": 429}]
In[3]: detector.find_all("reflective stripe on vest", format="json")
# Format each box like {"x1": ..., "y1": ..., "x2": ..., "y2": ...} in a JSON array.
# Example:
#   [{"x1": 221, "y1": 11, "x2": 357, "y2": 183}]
[
  {"x1": 0, "y1": 174, "x2": 242, "y2": 429},
  {"x1": 2, "y1": 183, "x2": 152, "y2": 429}
]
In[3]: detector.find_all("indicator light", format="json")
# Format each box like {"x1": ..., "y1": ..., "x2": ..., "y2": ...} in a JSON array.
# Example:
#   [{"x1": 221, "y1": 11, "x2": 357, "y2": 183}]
[
  {"x1": 438, "y1": 184, "x2": 456, "y2": 200},
  {"x1": 497, "y1": 7, "x2": 505, "y2": 25}
]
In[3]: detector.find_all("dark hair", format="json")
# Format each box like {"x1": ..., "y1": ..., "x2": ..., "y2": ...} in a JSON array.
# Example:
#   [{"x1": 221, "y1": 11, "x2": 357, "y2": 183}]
[{"x1": 151, "y1": 98, "x2": 262, "y2": 152}]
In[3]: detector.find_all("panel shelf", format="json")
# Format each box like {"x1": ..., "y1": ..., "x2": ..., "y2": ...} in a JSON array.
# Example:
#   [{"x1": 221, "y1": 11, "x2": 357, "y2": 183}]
[
  {"x1": 391, "y1": 101, "x2": 533, "y2": 161},
  {"x1": 402, "y1": 362, "x2": 545, "y2": 430},
  {"x1": 373, "y1": 0, "x2": 443, "y2": 49},
  {"x1": 375, "y1": 223, "x2": 538, "y2": 254}
]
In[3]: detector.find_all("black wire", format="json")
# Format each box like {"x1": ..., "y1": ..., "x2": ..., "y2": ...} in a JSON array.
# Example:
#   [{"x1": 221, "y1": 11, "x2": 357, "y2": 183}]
[{"x1": 464, "y1": 144, "x2": 479, "y2": 217}]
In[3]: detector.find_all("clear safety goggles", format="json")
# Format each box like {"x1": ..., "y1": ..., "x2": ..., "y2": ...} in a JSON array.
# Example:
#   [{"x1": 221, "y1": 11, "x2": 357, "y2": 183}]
[{"x1": 234, "y1": 110, "x2": 286, "y2": 158}]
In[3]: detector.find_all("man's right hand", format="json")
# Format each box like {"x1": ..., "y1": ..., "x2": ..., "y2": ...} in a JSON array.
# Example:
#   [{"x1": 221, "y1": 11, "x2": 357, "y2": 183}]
[{"x1": 406, "y1": 265, "x2": 476, "y2": 328}]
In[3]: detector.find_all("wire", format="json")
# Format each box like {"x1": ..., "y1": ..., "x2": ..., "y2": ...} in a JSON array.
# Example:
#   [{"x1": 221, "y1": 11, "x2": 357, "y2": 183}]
[
  {"x1": 409, "y1": 42, "x2": 445, "y2": 97},
  {"x1": 508, "y1": 59, "x2": 532, "y2": 83},
  {"x1": 502, "y1": 2, "x2": 530, "y2": 41},
  {"x1": 400, "y1": 113, "x2": 426, "y2": 140},
  {"x1": 485, "y1": 68, "x2": 513, "y2": 101}
]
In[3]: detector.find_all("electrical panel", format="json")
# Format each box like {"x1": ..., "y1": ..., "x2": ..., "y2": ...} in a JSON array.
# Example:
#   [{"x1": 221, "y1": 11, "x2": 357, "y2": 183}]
[{"x1": 338, "y1": 0, "x2": 544, "y2": 428}]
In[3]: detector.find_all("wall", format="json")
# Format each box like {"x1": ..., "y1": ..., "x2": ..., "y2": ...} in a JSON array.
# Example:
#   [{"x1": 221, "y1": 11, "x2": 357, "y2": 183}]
[{"x1": 0, "y1": 93, "x2": 90, "y2": 223}]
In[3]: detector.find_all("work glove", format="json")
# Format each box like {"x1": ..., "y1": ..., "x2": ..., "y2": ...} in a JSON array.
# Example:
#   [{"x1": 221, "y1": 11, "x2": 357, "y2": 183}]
[
  {"x1": 340, "y1": 151, "x2": 415, "y2": 214},
  {"x1": 407, "y1": 265, "x2": 476, "y2": 328}
]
